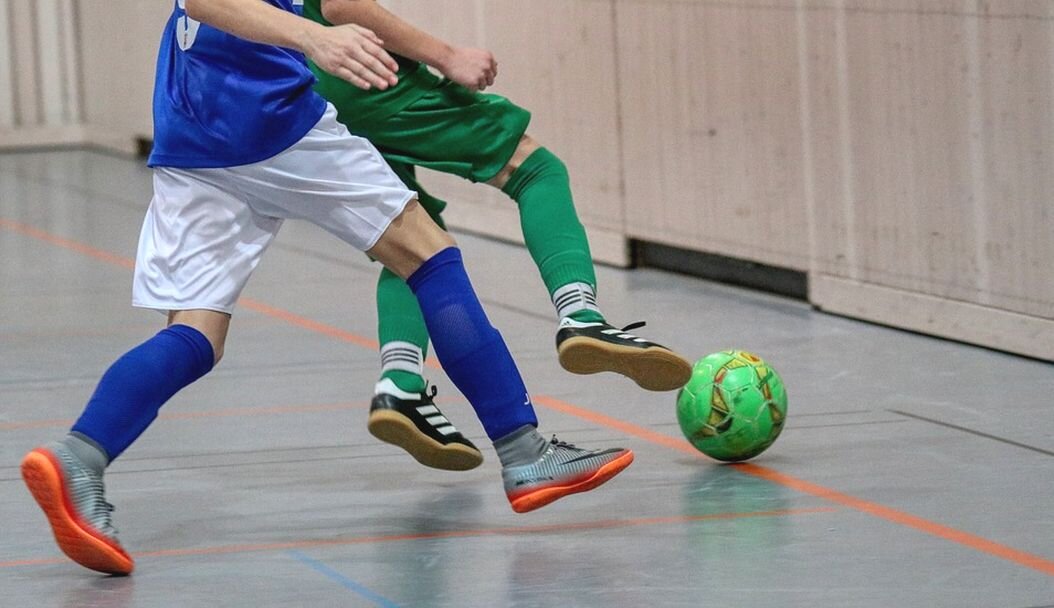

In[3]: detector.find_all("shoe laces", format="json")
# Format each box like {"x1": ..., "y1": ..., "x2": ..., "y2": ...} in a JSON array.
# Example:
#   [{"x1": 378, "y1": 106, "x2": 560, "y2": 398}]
[
  {"x1": 87, "y1": 474, "x2": 118, "y2": 535},
  {"x1": 549, "y1": 435, "x2": 580, "y2": 451},
  {"x1": 102, "y1": 502, "x2": 118, "y2": 534}
]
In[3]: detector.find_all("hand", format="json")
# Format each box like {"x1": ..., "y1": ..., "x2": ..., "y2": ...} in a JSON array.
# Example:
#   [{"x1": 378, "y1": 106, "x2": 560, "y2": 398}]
[
  {"x1": 439, "y1": 47, "x2": 497, "y2": 92},
  {"x1": 303, "y1": 23, "x2": 399, "y2": 90}
]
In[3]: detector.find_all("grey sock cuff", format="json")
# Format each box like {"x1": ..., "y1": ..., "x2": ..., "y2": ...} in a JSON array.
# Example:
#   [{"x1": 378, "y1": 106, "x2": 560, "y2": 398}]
[
  {"x1": 65, "y1": 432, "x2": 110, "y2": 476},
  {"x1": 493, "y1": 424, "x2": 548, "y2": 468}
]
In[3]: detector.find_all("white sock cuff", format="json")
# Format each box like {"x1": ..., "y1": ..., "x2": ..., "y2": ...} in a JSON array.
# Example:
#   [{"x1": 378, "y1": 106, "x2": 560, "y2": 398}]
[
  {"x1": 552, "y1": 282, "x2": 601, "y2": 319},
  {"x1": 380, "y1": 341, "x2": 424, "y2": 376}
]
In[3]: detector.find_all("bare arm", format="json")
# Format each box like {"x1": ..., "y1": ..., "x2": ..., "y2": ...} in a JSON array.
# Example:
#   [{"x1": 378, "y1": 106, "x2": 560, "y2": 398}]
[
  {"x1": 320, "y1": 0, "x2": 496, "y2": 91},
  {"x1": 184, "y1": 0, "x2": 398, "y2": 90}
]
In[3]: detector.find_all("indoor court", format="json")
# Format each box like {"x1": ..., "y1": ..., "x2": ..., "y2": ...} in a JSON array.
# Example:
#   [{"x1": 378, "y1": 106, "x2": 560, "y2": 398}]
[
  {"x1": 2, "y1": 1, "x2": 1053, "y2": 607},
  {"x1": 2, "y1": 149, "x2": 1052, "y2": 607}
]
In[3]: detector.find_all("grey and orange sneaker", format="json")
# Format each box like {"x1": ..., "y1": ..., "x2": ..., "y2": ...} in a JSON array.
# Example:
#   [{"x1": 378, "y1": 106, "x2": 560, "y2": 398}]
[
  {"x1": 367, "y1": 379, "x2": 484, "y2": 471},
  {"x1": 556, "y1": 319, "x2": 692, "y2": 391},
  {"x1": 21, "y1": 442, "x2": 133, "y2": 575},
  {"x1": 502, "y1": 436, "x2": 634, "y2": 513}
]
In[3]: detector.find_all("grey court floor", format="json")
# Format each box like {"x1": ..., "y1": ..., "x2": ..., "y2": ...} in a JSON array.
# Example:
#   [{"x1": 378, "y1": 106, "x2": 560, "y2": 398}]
[{"x1": 1, "y1": 150, "x2": 1052, "y2": 608}]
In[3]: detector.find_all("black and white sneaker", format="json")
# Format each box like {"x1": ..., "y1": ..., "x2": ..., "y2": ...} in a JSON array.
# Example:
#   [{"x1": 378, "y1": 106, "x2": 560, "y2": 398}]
[
  {"x1": 556, "y1": 318, "x2": 692, "y2": 391},
  {"x1": 367, "y1": 379, "x2": 483, "y2": 471}
]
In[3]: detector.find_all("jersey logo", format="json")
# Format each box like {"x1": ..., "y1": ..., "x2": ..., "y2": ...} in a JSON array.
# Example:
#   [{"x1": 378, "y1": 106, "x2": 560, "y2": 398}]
[{"x1": 176, "y1": 0, "x2": 200, "y2": 51}]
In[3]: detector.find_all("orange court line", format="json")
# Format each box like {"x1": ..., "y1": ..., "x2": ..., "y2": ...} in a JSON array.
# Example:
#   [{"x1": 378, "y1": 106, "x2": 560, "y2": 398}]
[
  {"x1": 0, "y1": 218, "x2": 135, "y2": 270},
  {"x1": 0, "y1": 401, "x2": 369, "y2": 431},
  {"x1": 4, "y1": 217, "x2": 1054, "y2": 577},
  {"x1": 0, "y1": 507, "x2": 834, "y2": 568},
  {"x1": 534, "y1": 397, "x2": 1054, "y2": 577}
]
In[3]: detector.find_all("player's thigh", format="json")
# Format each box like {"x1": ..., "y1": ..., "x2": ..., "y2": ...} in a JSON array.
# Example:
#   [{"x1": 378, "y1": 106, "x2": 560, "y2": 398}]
[
  {"x1": 386, "y1": 160, "x2": 447, "y2": 229},
  {"x1": 133, "y1": 167, "x2": 281, "y2": 317},
  {"x1": 360, "y1": 82, "x2": 531, "y2": 184}
]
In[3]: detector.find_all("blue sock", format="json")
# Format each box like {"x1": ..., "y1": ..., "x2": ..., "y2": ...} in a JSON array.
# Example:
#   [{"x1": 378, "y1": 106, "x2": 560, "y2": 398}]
[
  {"x1": 406, "y1": 247, "x2": 538, "y2": 441},
  {"x1": 71, "y1": 324, "x2": 215, "y2": 461}
]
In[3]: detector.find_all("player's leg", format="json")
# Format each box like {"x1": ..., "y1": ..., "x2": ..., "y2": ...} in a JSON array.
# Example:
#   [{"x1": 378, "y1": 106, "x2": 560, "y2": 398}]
[
  {"x1": 368, "y1": 201, "x2": 634, "y2": 513},
  {"x1": 488, "y1": 134, "x2": 692, "y2": 391},
  {"x1": 370, "y1": 166, "x2": 482, "y2": 470},
  {"x1": 21, "y1": 315, "x2": 220, "y2": 576},
  {"x1": 354, "y1": 84, "x2": 690, "y2": 391},
  {"x1": 245, "y1": 106, "x2": 633, "y2": 511},
  {"x1": 21, "y1": 167, "x2": 277, "y2": 575}
]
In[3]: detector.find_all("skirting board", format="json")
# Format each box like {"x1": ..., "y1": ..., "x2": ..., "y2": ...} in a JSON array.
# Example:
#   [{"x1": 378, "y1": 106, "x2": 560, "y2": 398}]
[
  {"x1": 441, "y1": 201, "x2": 629, "y2": 267},
  {"x1": 811, "y1": 274, "x2": 1054, "y2": 362}
]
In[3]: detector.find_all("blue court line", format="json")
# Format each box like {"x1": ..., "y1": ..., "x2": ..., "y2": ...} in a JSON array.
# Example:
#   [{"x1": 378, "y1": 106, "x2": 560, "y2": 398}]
[{"x1": 286, "y1": 549, "x2": 401, "y2": 607}]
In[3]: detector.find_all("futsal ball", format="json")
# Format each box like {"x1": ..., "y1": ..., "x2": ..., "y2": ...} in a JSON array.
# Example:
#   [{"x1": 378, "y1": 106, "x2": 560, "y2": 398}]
[{"x1": 676, "y1": 350, "x2": 787, "y2": 462}]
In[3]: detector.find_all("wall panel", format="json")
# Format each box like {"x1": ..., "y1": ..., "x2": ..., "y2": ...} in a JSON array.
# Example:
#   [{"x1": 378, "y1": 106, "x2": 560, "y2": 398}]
[
  {"x1": 0, "y1": 0, "x2": 82, "y2": 147},
  {"x1": 616, "y1": 0, "x2": 810, "y2": 271},
  {"x1": 75, "y1": 0, "x2": 168, "y2": 154},
  {"x1": 973, "y1": 1, "x2": 1054, "y2": 319},
  {"x1": 805, "y1": 0, "x2": 1054, "y2": 359}
]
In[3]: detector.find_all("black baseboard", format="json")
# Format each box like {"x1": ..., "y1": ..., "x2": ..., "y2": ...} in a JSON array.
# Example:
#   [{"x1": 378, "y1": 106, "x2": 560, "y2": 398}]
[{"x1": 632, "y1": 240, "x2": 808, "y2": 301}]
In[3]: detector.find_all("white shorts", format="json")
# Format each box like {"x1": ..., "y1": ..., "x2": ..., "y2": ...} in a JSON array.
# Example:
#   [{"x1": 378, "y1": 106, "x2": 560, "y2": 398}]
[{"x1": 132, "y1": 104, "x2": 415, "y2": 314}]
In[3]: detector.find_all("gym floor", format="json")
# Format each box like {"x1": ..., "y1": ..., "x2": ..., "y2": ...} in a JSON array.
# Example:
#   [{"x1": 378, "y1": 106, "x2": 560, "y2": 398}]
[{"x1": 1, "y1": 150, "x2": 1051, "y2": 607}]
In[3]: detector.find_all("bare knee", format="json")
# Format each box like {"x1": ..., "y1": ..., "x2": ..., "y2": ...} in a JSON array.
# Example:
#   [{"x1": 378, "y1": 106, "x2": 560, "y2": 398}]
[
  {"x1": 368, "y1": 199, "x2": 456, "y2": 279},
  {"x1": 168, "y1": 309, "x2": 231, "y2": 364},
  {"x1": 486, "y1": 134, "x2": 542, "y2": 190}
]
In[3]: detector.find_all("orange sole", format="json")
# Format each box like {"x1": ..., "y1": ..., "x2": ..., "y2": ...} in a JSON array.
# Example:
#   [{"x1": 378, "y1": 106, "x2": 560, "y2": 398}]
[
  {"x1": 21, "y1": 449, "x2": 134, "y2": 575},
  {"x1": 558, "y1": 339, "x2": 692, "y2": 392},
  {"x1": 508, "y1": 450, "x2": 635, "y2": 513},
  {"x1": 368, "y1": 410, "x2": 484, "y2": 471}
]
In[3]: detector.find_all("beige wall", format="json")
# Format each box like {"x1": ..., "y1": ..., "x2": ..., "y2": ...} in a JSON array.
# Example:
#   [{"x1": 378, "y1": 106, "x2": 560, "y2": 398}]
[
  {"x1": 75, "y1": 0, "x2": 168, "y2": 153},
  {"x1": 0, "y1": 0, "x2": 83, "y2": 147},
  {"x1": 1, "y1": 0, "x2": 1051, "y2": 359},
  {"x1": 800, "y1": 0, "x2": 1054, "y2": 359}
]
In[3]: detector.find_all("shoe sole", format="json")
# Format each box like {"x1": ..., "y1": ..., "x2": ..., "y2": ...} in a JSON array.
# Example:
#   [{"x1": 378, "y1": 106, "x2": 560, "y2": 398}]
[
  {"x1": 368, "y1": 410, "x2": 484, "y2": 471},
  {"x1": 21, "y1": 449, "x2": 134, "y2": 575},
  {"x1": 558, "y1": 338, "x2": 692, "y2": 391},
  {"x1": 508, "y1": 449, "x2": 635, "y2": 514}
]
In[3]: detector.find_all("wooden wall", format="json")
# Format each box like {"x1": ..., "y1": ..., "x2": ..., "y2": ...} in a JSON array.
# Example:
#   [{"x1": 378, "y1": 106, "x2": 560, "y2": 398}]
[
  {"x1": 800, "y1": 0, "x2": 1054, "y2": 360},
  {"x1": 0, "y1": 0, "x2": 83, "y2": 147},
  {"x1": 0, "y1": 0, "x2": 1050, "y2": 359},
  {"x1": 74, "y1": 0, "x2": 169, "y2": 154}
]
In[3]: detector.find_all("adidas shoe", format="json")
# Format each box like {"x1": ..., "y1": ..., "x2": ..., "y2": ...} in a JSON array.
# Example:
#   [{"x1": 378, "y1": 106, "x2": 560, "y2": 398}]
[
  {"x1": 556, "y1": 319, "x2": 692, "y2": 391},
  {"x1": 502, "y1": 436, "x2": 634, "y2": 513},
  {"x1": 21, "y1": 442, "x2": 134, "y2": 575},
  {"x1": 367, "y1": 379, "x2": 484, "y2": 471}
]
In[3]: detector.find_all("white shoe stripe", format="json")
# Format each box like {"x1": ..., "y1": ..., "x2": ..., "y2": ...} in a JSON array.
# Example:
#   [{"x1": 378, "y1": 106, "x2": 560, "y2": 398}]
[
  {"x1": 416, "y1": 405, "x2": 439, "y2": 416},
  {"x1": 436, "y1": 425, "x2": 459, "y2": 436},
  {"x1": 426, "y1": 415, "x2": 449, "y2": 426}
]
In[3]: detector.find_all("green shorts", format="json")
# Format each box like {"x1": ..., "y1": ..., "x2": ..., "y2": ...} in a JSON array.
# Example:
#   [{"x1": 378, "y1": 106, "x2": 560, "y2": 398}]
[{"x1": 340, "y1": 79, "x2": 532, "y2": 222}]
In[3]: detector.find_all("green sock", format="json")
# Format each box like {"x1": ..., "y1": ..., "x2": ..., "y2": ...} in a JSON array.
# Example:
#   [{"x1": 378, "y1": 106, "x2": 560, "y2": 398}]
[
  {"x1": 502, "y1": 147, "x2": 602, "y2": 321},
  {"x1": 376, "y1": 267, "x2": 428, "y2": 394}
]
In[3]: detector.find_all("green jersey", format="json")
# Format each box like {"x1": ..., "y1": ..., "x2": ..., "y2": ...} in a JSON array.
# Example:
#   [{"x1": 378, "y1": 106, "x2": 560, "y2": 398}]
[{"x1": 302, "y1": 0, "x2": 440, "y2": 125}]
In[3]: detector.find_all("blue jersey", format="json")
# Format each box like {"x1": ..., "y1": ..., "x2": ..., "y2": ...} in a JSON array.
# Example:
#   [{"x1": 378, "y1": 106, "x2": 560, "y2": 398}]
[{"x1": 148, "y1": 0, "x2": 327, "y2": 168}]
